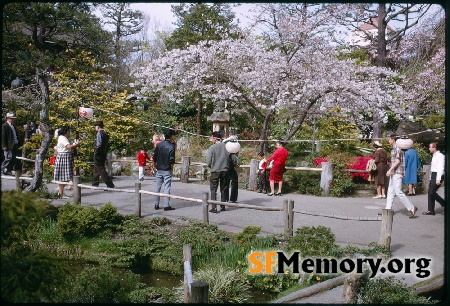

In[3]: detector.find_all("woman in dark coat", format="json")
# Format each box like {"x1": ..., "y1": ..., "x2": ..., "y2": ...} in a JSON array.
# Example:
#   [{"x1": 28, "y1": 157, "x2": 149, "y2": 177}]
[{"x1": 373, "y1": 141, "x2": 388, "y2": 199}]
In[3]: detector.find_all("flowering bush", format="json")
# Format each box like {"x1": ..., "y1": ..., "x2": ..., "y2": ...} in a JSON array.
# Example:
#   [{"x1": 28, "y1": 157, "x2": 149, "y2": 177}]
[
  {"x1": 349, "y1": 156, "x2": 374, "y2": 181},
  {"x1": 313, "y1": 157, "x2": 329, "y2": 167},
  {"x1": 314, "y1": 156, "x2": 374, "y2": 181}
]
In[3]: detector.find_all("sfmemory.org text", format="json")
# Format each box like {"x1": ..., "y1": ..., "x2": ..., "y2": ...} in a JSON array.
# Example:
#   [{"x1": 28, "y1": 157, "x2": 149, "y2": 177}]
[{"x1": 248, "y1": 251, "x2": 431, "y2": 278}]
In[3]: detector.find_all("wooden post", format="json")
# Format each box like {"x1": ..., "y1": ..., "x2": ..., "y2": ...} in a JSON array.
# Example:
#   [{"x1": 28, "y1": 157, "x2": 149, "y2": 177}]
[
  {"x1": 202, "y1": 192, "x2": 209, "y2": 224},
  {"x1": 190, "y1": 282, "x2": 209, "y2": 303},
  {"x1": 283, "y1": 199, "x2": 290, "y2": 240},
  {"x1": 73, "y1": 175, "x2": 81, "y2": 204},
  {"x1": 288, "y1": 199, "x2": 294, "y2": 238},
  {"x1": 181, "y1": 156, "x2": 190, "y2": 183},
  {"x1": 248, "y1": 159, "x2": 259, "y2": 191},
  {"x1": 379, "y1": 209, "x2": 394, "y2": 250},
  {"x1": 341, "y1": 270, "x2": 365, "y2": 303},
  {"x1": 107, "y1": 152, "x2": 112, "y2": 177},
  {"x1": 15, "y1": 169, "x2": 22, "y2": 191},
  {"x1": 135, "y1": 182, "x2": 141, "y2": 217},
  {"x1": 183, "y1": 245, "x2": 192, "y2": 303},
  {"x1": 422, "y1": 165, "x2": 431, "y2": 193},
  {"x1": 320, "y1": 162, "x2": 334, "y2": 196}
]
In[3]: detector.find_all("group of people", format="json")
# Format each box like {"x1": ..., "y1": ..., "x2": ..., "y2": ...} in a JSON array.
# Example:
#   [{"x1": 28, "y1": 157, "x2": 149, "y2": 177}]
[
  {"x1": 370, "y1": 134, "x2": 445, "y2": 218},
  {"x1": 206, "y1": 131, "x2": 240, "y2": 213},
  {"x1": 256, "y1": 141, "x2": 289, "y2": 196},
  {"x1": 53, "y1": 121, "x2": 114, "y2": 199},
  {"x1": 2, "y1": 112, "x2": 445, "y2": 216}
]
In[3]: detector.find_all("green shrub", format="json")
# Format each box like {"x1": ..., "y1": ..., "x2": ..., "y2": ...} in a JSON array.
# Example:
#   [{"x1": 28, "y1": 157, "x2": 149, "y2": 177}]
[
  {"x1": 284, "y1": 171, "x2": 322, "y2": 195},
  {"x1": 286, "y1": 226, "x2": 336, "y2": 257},
  {"x1": 195, "y1": 265, "x2": 251, "y2": 303},
  {"x1": 232, "y1": 225, "x2": 261, "y2": 246},
  {"x1": 326, "y1": 153, "x2": 357, "y2": 197},
  {"x1": 357, "y1": 276, "x2": 433, "y2": 304},
  {"x1": 329, "y1": 169, "x2": 356, "y2": 197},
  {"x1": 54, "y1": 265, "x2": 143, "y2": 303},
  {"x1": 1, "y1": 246, "x2": 70, "y2": 303},
  {"x1": 246, "y1": 273, "x2": 300, "y2": 293},
  {"x1": 57, "y1": 203, "x2": 123, "y2": 240},
  {"x1": 1, "y1": 190, "x2": 49, "y2": 245},
  {"x1": 129, "y1": 287, "x2": 179, "y2": 303}
]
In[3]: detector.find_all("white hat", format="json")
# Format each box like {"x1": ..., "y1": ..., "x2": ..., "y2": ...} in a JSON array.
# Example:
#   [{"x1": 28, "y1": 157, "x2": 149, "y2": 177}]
[
  {"x1": 373, "y1": 141, "x2": 382, "y2": 147},
  {"x1": 6, "y1": 112, "x2": 16, "y2": 118}
]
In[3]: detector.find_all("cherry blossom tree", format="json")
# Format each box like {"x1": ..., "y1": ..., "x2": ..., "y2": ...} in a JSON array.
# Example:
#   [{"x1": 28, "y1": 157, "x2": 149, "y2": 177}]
[{"x1": 133, "y1": 35, "x2": 402, "y2": 151}]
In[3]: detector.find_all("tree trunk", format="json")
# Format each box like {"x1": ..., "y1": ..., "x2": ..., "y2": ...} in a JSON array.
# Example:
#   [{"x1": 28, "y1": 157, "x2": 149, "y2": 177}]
[
  {"x1": 259, "y1": 109, "x2": 274, "y2": 153},
  {"x1": 372, "y1": 3, "x2": 388, "y2": 139},
  {"x1": 196, "y1": 94, "x2": 202, "y2": 136},
  {"x1": 25, "y1": 69, "x2": 53, "y2": 192},
  {"x1": 376, "y1": 4, "x2": 388, "y2": 67}
]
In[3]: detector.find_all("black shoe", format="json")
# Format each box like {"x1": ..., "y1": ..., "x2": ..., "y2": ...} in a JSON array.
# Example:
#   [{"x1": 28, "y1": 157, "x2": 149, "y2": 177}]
[
  {"x1": 220, "y1": 206, "x2": 226, "y2": 211},
  {"x1": 106, "y1": 184, "x2": 115, "y2": 188},
  {"x1": 257, "y1": 190, "x2": 262, "y2": 193},
  {"x1": 164, "y1": 206, "x2": 175, "y2": 211},
  {"x1": 154, "y1": 205, "x2": 160, "y2": 210},
  {"x1": 139, "y1": 178, "x2": 144, "y2": 181},
  {"x1": 209, "y1": 208, "x2": 218, "y2": 213},
  {"x1": 267, "y1": 192, "x2": 274, "y2": 196},
  {"x1": 3, "y1": 171, "x2": 13, "y2": 176},
  {"x1": 230, "y1": 201, "x2": 237, "y2": 203},
  {"x1": 91, "y1": 183, "x2": 99, "y2": 187}
]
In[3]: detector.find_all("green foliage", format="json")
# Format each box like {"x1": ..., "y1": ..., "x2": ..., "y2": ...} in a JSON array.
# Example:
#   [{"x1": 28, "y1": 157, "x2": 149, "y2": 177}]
[
  {"x1": 316, "y1": 109, "x2": 360, "y2": 157},
  {"x1": 422, "y1": 114, "x2": 445, "y2": 129},
  {"x1": 330, "y1": 242, "x2": 392, "y2": 258},
  {"x1": 232, "y1": 225, "x2": 262, "y2": 246},
  {"x1": 57, "y1": 203, "x2": 123, "y2": 240},
  {"x1": 357, "y1": 276, "x2": 433, "y2": 304},
  {"x1": 337, "y1": 47, "x2": 371, "y2": 65},
  {"x1": 1, "y1": 190, "x2": 49, "y2": 244},
  {"x1": 286, "y1": 226, "x2": 336, "y2": 257},
  {"x1": 327, "y1": 153, "x2": 357, "y2": 197},
  {"x1": 413, "y1": 142, "x2": 431, "y2": 167},
  {"x1": 165, "y1": 3, "x2": 238, "y2": 50},
  {"x1": 177, "y1": 220, "x2": 230, "y2": 254},
  {"x1": 284, "y1": 170, "x2": 322, "y2": 195},
  {"x1": 129, "y1": 286, "x2": 179, "y2": 303},
  {"x1": 1, "y1": 246, "x2": 70, "y2": 303},
  {"x1": 54, "y1": 265, "x2": 143, "y2": 303},
  {"x1": 246, "y1": 273, "x2": 300, "y2": 293},
  {"x1": 2, "y1": 2, "x2": 113, "y2": 87},
  {"x1": 194, "y1": 265, "x2": 251, "y2": 303},
  {"x1": 48, "y1": 51, "x2": 143, "y2": 176}
]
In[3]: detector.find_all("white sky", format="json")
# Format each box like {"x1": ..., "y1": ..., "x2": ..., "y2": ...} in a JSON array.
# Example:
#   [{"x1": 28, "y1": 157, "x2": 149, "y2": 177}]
[{"x1": 129, "y1": 2, "x2": 257, "y2": 31}]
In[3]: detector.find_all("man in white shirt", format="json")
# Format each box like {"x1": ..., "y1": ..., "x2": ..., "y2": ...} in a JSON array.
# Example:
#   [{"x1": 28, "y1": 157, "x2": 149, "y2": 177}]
[{"x1": 422, "y1": 142, "x2": 445, "y2": 215}]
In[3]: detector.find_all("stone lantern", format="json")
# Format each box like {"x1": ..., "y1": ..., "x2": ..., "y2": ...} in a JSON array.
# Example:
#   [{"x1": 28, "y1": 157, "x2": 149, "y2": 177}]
[
  {"x1": 11, "y1": 77, "x2": 24, "y2": 89},
  {"x1": 207, "y1": 101, "x2": 230, "y2": 138}
]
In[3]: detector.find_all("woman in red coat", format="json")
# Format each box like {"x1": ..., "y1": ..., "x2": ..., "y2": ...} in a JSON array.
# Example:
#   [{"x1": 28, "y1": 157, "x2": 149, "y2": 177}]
[{"x1": 263, "y1": 141, "x2": 288, "y2": 196}]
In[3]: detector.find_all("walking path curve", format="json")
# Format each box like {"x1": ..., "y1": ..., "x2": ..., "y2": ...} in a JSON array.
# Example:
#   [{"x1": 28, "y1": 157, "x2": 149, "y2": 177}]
[{"x1": 1, "y1": 175, "x2": 445, "y2": 303}]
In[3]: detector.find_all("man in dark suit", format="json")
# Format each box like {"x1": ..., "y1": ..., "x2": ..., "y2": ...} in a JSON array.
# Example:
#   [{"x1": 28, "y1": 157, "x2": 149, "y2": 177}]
[
  {"x1": 92, "y1": 121, "x2": 114, "y2": 188},
  {"x1": 1, "y1": 112, "x2": 19, "y2": 175}
]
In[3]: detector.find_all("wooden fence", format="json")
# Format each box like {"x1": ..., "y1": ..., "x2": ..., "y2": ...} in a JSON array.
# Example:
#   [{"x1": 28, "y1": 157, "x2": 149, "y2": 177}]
[{"x1": 108, "y1": 156, "x2": 431, "y2": 196}]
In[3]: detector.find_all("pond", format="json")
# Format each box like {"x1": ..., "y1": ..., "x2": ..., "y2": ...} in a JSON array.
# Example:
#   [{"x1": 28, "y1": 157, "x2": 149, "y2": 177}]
[
  {"x1": 73, "y1": 263, "x2": 277, "y2": 303},
  {"x1": 137, "y1": 270, "x2": 277, "y2": 303}
]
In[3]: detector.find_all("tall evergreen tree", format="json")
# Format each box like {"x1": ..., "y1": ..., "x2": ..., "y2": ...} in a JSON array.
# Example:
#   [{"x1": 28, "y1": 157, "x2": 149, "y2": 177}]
[
  {"x1": 2, "y1": 2, "x2": 113, "y2": 87},
  {"x1": 165, "y1": 3, "x2": 239, "y2": 51}
]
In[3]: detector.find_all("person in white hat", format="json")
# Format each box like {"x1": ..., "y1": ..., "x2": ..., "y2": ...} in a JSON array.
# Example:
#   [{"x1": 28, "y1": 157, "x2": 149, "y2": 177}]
[{"x1": 1, "y1": 112, "x2": 19, "y2": 175}]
